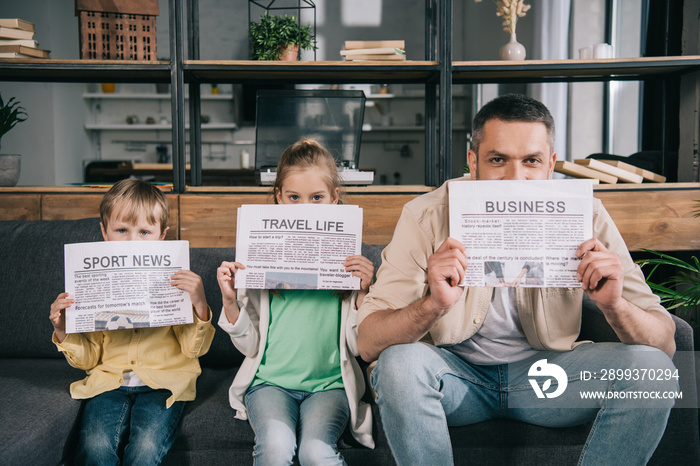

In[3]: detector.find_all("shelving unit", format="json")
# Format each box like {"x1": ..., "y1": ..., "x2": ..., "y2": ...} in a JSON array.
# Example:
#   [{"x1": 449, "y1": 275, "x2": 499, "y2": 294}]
[{"x1": 0, "y1": 0, "x2": 699, "y2": 191}]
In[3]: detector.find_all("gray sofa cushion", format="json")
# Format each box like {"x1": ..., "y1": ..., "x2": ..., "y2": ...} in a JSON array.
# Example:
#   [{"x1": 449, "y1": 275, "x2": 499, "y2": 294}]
[{"x1": 0, "y1": 359, "x2": 84, "y2": 464}]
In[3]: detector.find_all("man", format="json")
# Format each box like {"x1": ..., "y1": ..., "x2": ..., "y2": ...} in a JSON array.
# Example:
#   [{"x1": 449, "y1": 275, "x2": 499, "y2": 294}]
[{"x1": 357, "y1": 94, "x2": 677, "y2": 465}]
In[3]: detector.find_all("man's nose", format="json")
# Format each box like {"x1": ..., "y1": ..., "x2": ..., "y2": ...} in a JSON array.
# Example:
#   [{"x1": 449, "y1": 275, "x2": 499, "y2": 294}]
[{"x1": 506, "y1": 163, "x2": 526, "y2": 180}]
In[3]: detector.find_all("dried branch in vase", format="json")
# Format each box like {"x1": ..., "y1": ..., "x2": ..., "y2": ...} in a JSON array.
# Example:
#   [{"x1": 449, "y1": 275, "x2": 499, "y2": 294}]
[{"x1": 474, "y1": 0, "x2": 531, "y2": 34}]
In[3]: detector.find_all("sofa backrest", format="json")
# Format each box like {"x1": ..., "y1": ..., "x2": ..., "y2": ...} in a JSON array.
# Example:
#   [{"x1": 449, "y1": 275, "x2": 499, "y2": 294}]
[
  {"x1": 0, "y1": 219, "x2": 386, "y2": 366},
  {"x1": 0, "y1": 218, "x2": 103, "y2": 359}
]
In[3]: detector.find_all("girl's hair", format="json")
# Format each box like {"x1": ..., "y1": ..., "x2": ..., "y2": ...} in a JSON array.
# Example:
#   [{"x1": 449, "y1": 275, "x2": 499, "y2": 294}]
[
  {"x1": 271, "y1": 138, "x2": 346, "y2": 204},
  {"x1": 100, "y1": 178, "x2": 170, "y2": 233}
]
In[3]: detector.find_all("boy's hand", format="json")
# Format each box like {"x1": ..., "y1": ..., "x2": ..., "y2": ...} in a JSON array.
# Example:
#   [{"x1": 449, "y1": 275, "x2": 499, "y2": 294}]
[
  {"x1": 50, "y1": 292, "x2": 73, "y2": 343},
  {"x1": 344, "y1": 255, "x2": 375, "y2": 308},
  {"x1": 217, "y1": 261, "x2": 245, "y2": 306},
  {"x1": 171, "y1": 270, "x2": 209, "y2": 321}
]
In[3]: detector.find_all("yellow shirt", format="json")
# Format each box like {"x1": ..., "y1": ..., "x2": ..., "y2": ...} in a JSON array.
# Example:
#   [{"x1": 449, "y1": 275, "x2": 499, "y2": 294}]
[{"x1": 53, "y1": 309, "x2": 215, "y2": 408}]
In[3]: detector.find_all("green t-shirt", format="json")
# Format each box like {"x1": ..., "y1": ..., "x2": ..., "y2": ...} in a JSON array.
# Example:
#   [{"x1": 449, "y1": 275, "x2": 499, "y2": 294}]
[{"x1": 252, "y1": 289, "x2": 344, "y2": 392}]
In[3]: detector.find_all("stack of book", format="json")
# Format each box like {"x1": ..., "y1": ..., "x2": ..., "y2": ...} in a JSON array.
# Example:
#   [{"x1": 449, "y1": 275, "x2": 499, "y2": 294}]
[
  {"x1": 0, "y1": 18, "x2": 50, "y2": 59},
  {"x1": 555, "y1": 158, "x2": 666, "y2": 184},
  {"x1": 340, "y1": 40, "x2": 405, "y2": 61}
]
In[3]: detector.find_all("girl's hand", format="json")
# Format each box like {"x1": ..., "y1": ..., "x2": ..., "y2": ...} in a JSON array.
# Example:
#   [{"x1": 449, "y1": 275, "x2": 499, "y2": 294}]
[
  {"x1": 171, "y1": 270, "x2": 209, "y2": 321},
  {"x1": 50, "y1": 292, "x2": 73, "y2": 343},
  {"x1": 345, "y1": 255, "x2": 375, "y2": 308},
  {"x1": 217, "y1": 261, "x2": 245, "y2": 306}
]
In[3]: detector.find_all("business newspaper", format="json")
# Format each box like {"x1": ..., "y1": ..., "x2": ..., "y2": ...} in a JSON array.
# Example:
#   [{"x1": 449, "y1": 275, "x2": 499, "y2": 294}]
[
  {"x1": 64, "y1": 240, "x2": 193, "y2": 333},
  {"x1": 449, "y1": 179, "x2": 594, "y2": 287},
  {"x1": 234, "y1": 204, "x2": 363, "y2": 290}
]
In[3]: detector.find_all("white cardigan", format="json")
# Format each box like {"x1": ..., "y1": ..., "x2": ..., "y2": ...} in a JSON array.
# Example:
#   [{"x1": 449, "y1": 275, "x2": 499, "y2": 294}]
[{"x1": 217, "y1": 288, "x2": 374, "y2": 449}]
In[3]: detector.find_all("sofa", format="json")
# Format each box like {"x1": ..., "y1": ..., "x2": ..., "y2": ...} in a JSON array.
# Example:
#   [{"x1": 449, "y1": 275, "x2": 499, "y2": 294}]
[{"x1": 1, "y1": 217, "x2": 698, "y2": 465}]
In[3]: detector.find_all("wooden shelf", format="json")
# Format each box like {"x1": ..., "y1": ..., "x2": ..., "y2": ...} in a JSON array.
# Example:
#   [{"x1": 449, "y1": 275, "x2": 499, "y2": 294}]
[
  {"x1": 0, "y1": 58, "x2": 171, "y2": 82},
  {"x1": 452, "y1": 56, "x2": 700, "y2": 83},
  {"x1": 183, "y1": 60, "x2": 440, "y2": 84}
]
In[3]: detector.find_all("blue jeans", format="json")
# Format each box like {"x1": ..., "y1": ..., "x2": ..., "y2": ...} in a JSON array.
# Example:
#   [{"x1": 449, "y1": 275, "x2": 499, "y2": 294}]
[
  {"x1": 245, "y1": 384, "x2": 350, "y2": 466},
  {"x1": 74, "y1": 386, "x2": 185, "y2": 466},
  {"x1": 371, "y1": 342, "x2": 677, "y2": 466}
]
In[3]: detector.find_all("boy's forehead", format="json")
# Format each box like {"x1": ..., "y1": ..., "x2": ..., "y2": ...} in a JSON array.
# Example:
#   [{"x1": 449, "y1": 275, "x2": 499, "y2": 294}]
[{"x1": 108, "y1": 204, "x2": 161, "y2": 225}]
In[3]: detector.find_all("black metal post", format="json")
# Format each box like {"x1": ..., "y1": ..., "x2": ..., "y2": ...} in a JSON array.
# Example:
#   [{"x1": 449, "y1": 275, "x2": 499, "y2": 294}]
[
  {"x1": 188, "y1": 0, "x2": 202, "y2": 186},
  {"x1": 439, "y1": 0, "x2": 453, "y2": 184},
  {"x1": 425, "y1": 0, "x2": 438, "y2": 186},
  {"x1": 169, "y1": 0, "x2": 187, "y2": 193}
]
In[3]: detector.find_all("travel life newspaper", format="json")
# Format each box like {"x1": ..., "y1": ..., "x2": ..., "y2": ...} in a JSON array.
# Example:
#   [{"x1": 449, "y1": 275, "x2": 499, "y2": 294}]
[{"x1": 234, "y1": 204, "x2": 363, "y2": 290}]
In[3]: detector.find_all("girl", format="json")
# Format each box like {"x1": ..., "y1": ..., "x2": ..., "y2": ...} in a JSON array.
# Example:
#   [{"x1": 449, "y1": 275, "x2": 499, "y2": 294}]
[{"x1": 217, "y1": 138, "x2": 374, "y2": 465}]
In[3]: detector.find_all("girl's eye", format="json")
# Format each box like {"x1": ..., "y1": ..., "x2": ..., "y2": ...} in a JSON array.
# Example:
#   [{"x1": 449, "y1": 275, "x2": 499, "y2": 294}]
[
  {"x1": 289, "y1": 195, "x2": 299, "y2": 201},
  {"x1": 312, "y1": 195, "x2": 322, "y2": 201}
]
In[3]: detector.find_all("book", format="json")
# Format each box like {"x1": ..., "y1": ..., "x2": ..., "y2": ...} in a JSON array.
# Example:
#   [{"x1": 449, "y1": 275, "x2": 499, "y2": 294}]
[
  {"x1": 0, "y1": 26, "x2": 33, "y2": 40},
  {"x1": 0, "y1": 39, "x2": 39, "y2": 47},
  {"x1": 598, "y1": 159, "x2": 666, "y2": 183},
  {"x1": 574, "y1": 158, "x2": 644, "y2": 183},
  {"x1": 0, "y1": 45, "x2": 49, "y2": 58},
  {"x1": 0, "y1": 19, "x2": 35, "y2": 32},
  {"x1": 344, "y1": 53, "x2": 406, "y2": 61},
  {"x1": 340, "y1": 47, "x2": 405, "y2": 56},
  {"x1": 344, "y1": 40, "x2": 405, "y2": 50},
  {"x1": 555, "y1": 161, "x2": 616, "y2": 184}
]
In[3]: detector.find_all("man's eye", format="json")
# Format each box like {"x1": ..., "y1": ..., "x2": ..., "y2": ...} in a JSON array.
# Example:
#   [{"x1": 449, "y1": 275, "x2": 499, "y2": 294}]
[
  {"x1": 489, "y1": 157, "x2": 504, "y2": 164},
  {"x1": 526, "y1": 158, "x2": 541, "y2": 165}
]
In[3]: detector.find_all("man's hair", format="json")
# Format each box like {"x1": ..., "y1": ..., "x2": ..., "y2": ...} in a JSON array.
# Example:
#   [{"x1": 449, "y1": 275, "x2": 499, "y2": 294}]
[
  {"x1": 272, "y1": 138, "x2": 346, "y2": 204},
  {"x1": 100, "y1": 179, "x2": 170, "y2": 233},
  {"x1": 471, "y1": 94, "x2": 555, "y2": 154}
]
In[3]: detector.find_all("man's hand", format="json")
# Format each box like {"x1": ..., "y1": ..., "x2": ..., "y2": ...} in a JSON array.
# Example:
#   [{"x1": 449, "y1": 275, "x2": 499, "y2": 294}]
[
  {"x1": 426, "y1": 237, "x2": 468, "y2": 312},
  {"x1": 576, "y1": 238, "x2": 626, "y2": 313}
]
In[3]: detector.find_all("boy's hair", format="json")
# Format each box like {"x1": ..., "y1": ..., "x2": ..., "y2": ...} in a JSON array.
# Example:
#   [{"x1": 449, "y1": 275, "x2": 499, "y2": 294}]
[
  {"x1": 271, "y1": 138, "x2": 346, "y2": 204},
  {"x1": 471, "y1": 93, "x2": 555, "y2": 154},
  {"x1": 100, "y1": 179, "x2": 170, "y2": 233}
]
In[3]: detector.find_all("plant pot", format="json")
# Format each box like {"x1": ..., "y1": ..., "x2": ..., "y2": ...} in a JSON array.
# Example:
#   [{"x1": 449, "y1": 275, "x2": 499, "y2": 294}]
[
  {"x1": 0, "y1": 154, "x2": 21, "y2": 186},
  {"x1": 101, "y1": 82, "x2": 116, "y2": 93},
  {"x1": 500, "y1": 33, "x2": 526, "y2": 60},
  {"x1": 280, "y1": 44, "x2": 299, "y2": 61}
]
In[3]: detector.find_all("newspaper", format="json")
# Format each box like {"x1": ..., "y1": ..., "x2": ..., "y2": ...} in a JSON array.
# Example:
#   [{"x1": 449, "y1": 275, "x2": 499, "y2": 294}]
[
  {"x1": 64, "y1": 240, "x2": 193, "y2": 334},
  {"x1": 234, "y1": 204, "x2": 363, "y2": 290},
  {"x1": 449, "y1": 180, "x2": 594, "y2": 288}
]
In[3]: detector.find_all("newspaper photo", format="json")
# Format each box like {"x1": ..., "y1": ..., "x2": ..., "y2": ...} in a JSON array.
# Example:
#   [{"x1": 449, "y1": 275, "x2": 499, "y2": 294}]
[
  {"x1": 234, "y1": 204, "x2": 363, "y2": 290},
  {"x1": 64, "y1": 240, "x2": 193, "y2": 334},
  {"x1": 449, "y1": 179, "x2": 594, "y2": 288}
]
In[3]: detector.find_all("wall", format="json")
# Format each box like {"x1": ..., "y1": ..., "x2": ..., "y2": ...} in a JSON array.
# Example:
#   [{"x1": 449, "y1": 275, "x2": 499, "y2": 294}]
[{"x1": 0, "y1": 0, "x2": 656, "y2": 186}]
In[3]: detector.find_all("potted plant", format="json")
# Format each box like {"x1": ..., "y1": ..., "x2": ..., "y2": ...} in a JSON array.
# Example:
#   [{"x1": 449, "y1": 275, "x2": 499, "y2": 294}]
[
  {"x1": 249, "y1": 14, "x2": 317, "y2": 61},
  {"x1": 636, "y1": 201, "x2": 700, "y2": 326},
  {"x1": 0, "y1": 94, "x2": 28, "y2": 187}
]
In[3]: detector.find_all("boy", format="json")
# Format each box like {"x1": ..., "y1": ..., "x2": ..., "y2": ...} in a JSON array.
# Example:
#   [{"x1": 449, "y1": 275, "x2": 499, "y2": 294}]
[{"x1": 49, "y1": 178, "x2": 215, "y2": 465}]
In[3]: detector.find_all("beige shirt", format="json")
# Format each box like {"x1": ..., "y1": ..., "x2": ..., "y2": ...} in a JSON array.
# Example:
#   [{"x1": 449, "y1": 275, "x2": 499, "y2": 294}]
[{"x1": 358, "y1": 179, "x2": 668, "y2": 351}]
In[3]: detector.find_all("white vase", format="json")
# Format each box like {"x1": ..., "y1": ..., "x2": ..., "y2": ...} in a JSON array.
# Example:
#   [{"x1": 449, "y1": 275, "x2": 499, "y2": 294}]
[
  {"x1": 500, "y1": 33, "x2": 526, "y2": 60},
  {"x1": 0, "y1": 154, "x2": 21, "y2": 186}
]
